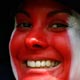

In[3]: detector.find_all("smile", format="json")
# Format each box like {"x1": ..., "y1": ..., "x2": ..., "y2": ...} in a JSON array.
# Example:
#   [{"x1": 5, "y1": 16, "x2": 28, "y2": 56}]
[{"x1": 23, "y1": 60, "x2": 60, "y2": 68}]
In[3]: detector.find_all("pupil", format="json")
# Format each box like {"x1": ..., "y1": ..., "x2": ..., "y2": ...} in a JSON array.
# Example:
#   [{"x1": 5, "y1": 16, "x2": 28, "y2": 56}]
[{"x1": 23, "y1": 23, "x2": 32, "y2": 27}]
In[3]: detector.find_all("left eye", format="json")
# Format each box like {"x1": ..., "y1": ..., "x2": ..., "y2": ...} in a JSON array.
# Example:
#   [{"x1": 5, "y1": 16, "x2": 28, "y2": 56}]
[{"x1": 48, "y1": 23, "x2": 68, "y2": 32}]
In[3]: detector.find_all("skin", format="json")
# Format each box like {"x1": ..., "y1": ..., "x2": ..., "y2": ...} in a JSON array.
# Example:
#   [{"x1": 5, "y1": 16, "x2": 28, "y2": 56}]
[{"x1": 9, "y1": 0, "x2": 72, "y2": 80}]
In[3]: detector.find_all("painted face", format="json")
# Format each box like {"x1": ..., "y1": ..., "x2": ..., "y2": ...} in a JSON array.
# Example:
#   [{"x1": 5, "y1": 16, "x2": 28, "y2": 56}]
[{"x1": 9, "y1": 0, "x2": 80, "y2": 80}]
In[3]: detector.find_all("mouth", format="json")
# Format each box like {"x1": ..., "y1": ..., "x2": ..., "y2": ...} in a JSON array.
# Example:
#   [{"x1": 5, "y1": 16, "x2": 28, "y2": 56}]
[
  {"x1": 16, "y1": 56, "x2": 63, "y2": 79},
  {"x1": 23, "y1": 60, "x2": 61, "y2": 68}
]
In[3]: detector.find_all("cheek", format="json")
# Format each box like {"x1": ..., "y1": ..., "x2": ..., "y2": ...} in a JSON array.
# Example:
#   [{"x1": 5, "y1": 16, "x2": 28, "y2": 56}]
[
  {"x1": 48, "y1": 31, "x2": 72, "y2": 59},
  {"x1": 9, "y1": 30, "x2": 26, "y2": 57}
]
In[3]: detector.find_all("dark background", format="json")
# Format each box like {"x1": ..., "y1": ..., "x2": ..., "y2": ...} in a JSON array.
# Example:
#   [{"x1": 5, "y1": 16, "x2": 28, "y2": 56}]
[
  {"x1": 0, "y1": 0, "x2": 80, "y2": 80},
  {"x1": 0, "y1": 0, "x2": 18, "y2": 79}
]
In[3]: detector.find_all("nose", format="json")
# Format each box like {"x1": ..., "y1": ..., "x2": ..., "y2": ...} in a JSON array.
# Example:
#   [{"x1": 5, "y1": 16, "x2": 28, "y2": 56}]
[{"x1": 25, "y1": 37, "x2": 48, "y2": 50}]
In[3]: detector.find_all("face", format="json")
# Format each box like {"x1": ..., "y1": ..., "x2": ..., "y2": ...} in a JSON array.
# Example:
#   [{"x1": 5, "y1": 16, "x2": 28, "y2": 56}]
[{"x1": 9, "y1": 0, "x2": 80, "y2": 80}]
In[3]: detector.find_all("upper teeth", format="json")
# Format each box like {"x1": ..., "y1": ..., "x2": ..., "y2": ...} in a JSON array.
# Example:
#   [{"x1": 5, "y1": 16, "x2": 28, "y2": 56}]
[{"x1": 25, "y1": 60, "x2": 60, "y2": 68}]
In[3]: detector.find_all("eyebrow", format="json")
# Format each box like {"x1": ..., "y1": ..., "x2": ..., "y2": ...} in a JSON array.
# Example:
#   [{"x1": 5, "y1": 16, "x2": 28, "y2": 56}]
[
  {"x1": 16, "y1": 10, "x2": 31, "y2": 18},
  {"x1": 47, "y1": 9, "x2": 72, "y2": 18},
  {"x1": 15, "y1": 9, "x2": 72, "y2": 18}
]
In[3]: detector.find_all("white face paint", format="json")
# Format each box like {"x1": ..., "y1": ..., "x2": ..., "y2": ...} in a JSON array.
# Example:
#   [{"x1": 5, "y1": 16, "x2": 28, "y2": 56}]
[
  {"x1": 9, "y1": 19, "x2": 18, "y2": 80},
  {"x1": 67, "y1": 11, "x2": 80, "y2": 80}
]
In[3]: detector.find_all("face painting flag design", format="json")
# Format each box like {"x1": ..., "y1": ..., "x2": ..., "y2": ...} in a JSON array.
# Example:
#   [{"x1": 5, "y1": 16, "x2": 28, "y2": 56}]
[{"x1": 9, "y1": 0, "x2": 80, "y2": 80}]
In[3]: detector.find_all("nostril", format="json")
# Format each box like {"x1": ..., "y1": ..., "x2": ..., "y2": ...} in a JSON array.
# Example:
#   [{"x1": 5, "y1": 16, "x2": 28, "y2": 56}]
[
  {"x1": 25, "y1": 38, "x2": 48, "y2": 49},
  {"x1": 32, "y1": 44, "x2": 42, "y2": 48}
]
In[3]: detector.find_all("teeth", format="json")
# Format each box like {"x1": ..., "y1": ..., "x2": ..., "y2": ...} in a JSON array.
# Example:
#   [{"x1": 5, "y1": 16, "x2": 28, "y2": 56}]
[
  {"x1": 26, "y1": 60, "x2": 60, "y2": 68},
  {"x1": 45, "y1": 60, "x2": 51, "y2": 67},
  {"x1": 41, "y1": 61, "x2": 46, "y2": 67},
  {"x1": 52, "y1": 61, "x2": 55, "y2": 67},
  {"x1": 35, "y1": 61, "x2": 41, "y2": 67},
  {"x1": 27, "y1": 61, "x2": 35, "y2": 67}
]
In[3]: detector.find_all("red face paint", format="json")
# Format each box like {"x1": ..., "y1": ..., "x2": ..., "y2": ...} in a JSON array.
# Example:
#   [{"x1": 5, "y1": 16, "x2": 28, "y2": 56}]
[{"x1": 9, "y1": 0, "x2": 71, "y2": 80}]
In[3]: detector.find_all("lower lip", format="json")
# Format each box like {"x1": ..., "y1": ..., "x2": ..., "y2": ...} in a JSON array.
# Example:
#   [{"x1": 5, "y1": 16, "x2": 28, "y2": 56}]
[{"x1": 24, "y1": 63, "x2": 62, "y2": 75}]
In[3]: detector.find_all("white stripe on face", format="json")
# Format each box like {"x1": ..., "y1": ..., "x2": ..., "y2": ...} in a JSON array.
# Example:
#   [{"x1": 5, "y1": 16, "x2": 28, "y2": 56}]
[
  {"x1": 9, "y1": 19, "x2": 18, "y2": 80},
  {"x1": 67, "y1": 11, "x2": 80, "y2": 80}
]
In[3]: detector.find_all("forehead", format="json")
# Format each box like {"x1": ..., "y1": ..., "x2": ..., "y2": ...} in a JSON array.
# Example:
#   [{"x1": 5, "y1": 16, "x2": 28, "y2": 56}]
[{"x1": 19, "y1": 0, "x2": 70, "y2": 11}]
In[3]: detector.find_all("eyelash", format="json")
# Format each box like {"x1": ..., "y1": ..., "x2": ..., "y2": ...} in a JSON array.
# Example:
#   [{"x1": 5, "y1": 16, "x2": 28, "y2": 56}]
[
  {"x1": 48, "y1": 23, "x2": 68, "y2": 32},
  {"x1": 17, "y1": 22, "x2": 32, "y2": 29},
  {"x1": 16, "y1": 22, "x2": 68, "y2": 32}
]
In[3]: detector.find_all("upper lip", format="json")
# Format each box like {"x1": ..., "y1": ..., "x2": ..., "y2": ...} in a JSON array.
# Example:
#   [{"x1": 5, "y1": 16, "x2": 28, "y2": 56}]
[
  {"x1": 21, "y1": 56, "x2": 63, "y2": 63},
  {"x1": 18, "y1": 54, "x2": 63, "y2": 62},
  {"x1": 18, "y1": 49, "x2": 63, "y2": 62}
]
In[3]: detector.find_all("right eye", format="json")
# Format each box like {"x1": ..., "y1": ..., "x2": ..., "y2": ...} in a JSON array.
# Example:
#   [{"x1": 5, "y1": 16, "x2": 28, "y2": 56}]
[
  {"x1": 48, "y1": 23, "x2": 68, "y2": 32},
  {"x1": 17, "y1": 22, "x2": 32, "y2": 29}
]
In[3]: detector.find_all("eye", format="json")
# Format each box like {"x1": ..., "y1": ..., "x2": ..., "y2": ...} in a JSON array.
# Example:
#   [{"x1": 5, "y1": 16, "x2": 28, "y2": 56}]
[
  {"x1": 17, "y1": 22, "x2": 32, "y2": 29},
  {"x1": 48, "y1": 23, "x2": 68, "y2": 32}
]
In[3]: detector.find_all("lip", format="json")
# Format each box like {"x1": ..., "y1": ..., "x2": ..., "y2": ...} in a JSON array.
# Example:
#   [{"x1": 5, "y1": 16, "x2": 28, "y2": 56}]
[
  {"x1": 20, "y1": 56, "x2": 63, "y2": 73},
  {"x1": 20, "y1": 57, "x2": 63, "y2": 68}
]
